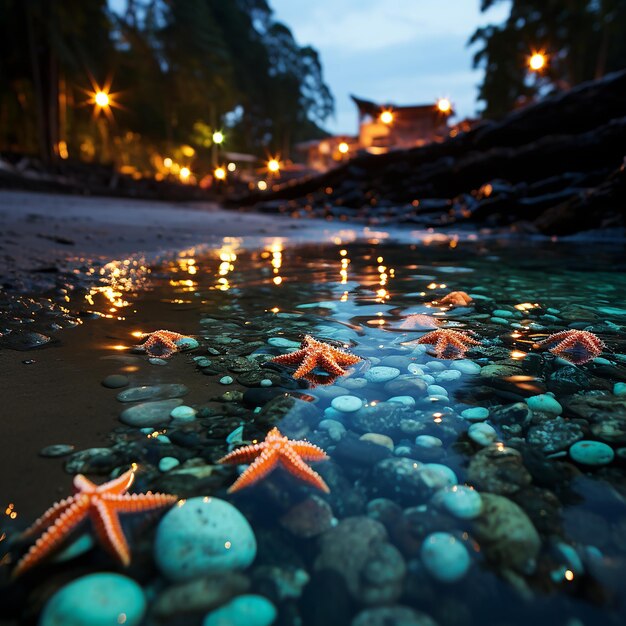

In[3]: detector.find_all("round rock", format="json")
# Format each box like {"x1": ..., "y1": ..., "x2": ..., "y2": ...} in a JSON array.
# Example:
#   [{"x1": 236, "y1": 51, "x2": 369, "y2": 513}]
[
  {"x1": 365, "y1": 366, "x2": 401, "y2": 383},
  {"x1": 461, "y1": 407, "x2": 489, "y2": 421},
  {"x1": 101, "y1": 374, "x2": 129, "y2": 389},
  {"x1": 203, "y1": 594, "x2": 277, "y2": 626},
  {"x1": 331, "y1": 395, "x2": 364, "y2": 413},
  {"x1": 468, "y1": 423, "x2": 497, "y2": 447},
  {"x1": 120, "y1": 398, "x2": 183, "y2": 427},
  {"x1": 569, "y1": 440, "x2": 614, "y2": 466},
  {"x1": 526, "y1": 394, "x2": 563, "y2": 415},
  {"x1": 421, "y1": 532, "x2": 470, "y2": 583},
  {"x1": 439, "y1": 486, "x2": 483, "y2": 519},
  {"x1": 155, "y1": 497, "x2": 257, "y2": 582},
  {"x1": 39, "y1": 573, "x2": 146, "y2": 626},
  {"x1": 171, "y1": 405, "x2": 197, "y2": 421}
]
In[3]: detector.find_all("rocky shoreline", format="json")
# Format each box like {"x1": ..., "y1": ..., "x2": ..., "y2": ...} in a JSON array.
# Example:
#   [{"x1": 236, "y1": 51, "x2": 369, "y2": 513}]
[{"x1": 234, "y1": 70, "x2": 626, "y2": 236}]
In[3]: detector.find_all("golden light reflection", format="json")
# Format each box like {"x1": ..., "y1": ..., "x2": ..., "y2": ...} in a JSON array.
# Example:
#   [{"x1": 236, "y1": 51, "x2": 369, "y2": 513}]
[
  {"x1": 339, "y1": 249, "x2": 350, "y2": 285},
  {"x1": 510, "y1": 350, "x2": 527, "y2": 360},
  {"x1": 4, "y1": 503, "x2": 17, "y2": 520}
]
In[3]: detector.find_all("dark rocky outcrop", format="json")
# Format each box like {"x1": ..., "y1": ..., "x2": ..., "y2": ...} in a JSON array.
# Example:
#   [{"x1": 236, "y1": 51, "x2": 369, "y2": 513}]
[{"x1": 233, "y1": 70, "x2": 626, "y2": 235}]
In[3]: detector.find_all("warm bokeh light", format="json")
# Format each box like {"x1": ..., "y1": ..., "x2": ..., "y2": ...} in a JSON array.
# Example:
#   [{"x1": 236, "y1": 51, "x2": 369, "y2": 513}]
[
  {"x1": 212, "y1": 130, "x2": 224, "y2": 144},
  {"x1": 94, "y1": 91, "x2": 109, "y2": 107},
  {"x1": 227, "y1": 162, "x2": 236, "y2": 172},
  {"x1": 163, "y1": 157, "x2": 173, "y2": 168},
  {"x1": 338, "y1": 141, "x2": 349, "y2": 154},
  {"x1": 267, "y1": 158, "x2": 280, "y2": 173},
  {"x1": 257, "y1": 180, "x2": 268, "y2": 190},
  {"x1": 379, "y1": 110, "x2": 394, "y2": 124},
  {"x1": 529, "y1": 51, "x2": 547, "y2": 71},
  {"x1": 437, "y1": 98, "x2": 452, "y2": 113},
  {"x1": 179, "y1": 167, "x2": 191, "y2": 181},
  {"x1": 214, "y1": 166, "x2": 226, "y2": 180}
]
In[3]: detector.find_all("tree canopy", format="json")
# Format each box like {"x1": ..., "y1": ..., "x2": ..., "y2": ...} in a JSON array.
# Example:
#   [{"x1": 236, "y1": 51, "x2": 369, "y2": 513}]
[
  {"x1": 470, "y1": 0, "x2": 626, "y2": 118},
  {"x1": 0, "y1": 0, "x2": 333, "y2": 167}
]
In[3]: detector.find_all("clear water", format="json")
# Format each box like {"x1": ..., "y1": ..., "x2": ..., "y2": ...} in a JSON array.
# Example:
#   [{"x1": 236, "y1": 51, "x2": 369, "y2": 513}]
[{"x1": 2, "y1": 233, "x2": 626, "y2": 625}]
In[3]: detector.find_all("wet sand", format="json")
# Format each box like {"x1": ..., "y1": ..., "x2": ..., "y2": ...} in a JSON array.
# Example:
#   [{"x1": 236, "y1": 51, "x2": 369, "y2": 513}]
[
  {"x1": 0, "y1": 190, "x2": 352, "y2": 524},
  {"x1": 0, "y1": 190, "x2": 333, "y2": 280}
]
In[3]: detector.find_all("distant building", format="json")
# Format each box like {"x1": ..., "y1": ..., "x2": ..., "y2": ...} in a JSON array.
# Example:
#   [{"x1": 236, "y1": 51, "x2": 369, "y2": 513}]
[{"x1": 295, "y1": 94, "x2": 455, "y2": 171}]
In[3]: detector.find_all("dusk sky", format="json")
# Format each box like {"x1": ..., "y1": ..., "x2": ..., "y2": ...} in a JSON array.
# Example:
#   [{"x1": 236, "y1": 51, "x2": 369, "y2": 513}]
[{"x1": 270, "y1": 0, "x2": 512, "y2": 134}]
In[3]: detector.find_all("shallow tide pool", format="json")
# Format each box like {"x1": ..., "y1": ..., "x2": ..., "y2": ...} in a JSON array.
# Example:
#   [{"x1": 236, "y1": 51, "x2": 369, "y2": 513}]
[{"x1": 2, "y1": 233, "x2": 626, "y2": 626}]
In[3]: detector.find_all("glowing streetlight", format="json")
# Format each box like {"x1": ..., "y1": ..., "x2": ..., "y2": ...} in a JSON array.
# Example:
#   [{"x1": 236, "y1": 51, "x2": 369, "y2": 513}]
[
  {"x1": 212, "y1": 131, "x2": 224, "y2": 144},
  {"x1": 436, "y1": 98, "x2": 452, "y2": 114},
  {"x1": 95, "y1": 91, "x2": 110, "y2": 108},
  {"x1": 267, "y1": 158, "x2": 280, "y2": 174},
  {"x1": 529, "y1": 51, "x2": 547, "y2": 72},
  {"x1": 338, "y1": 142, "x2": 349, "y2": 154},
  {"x1": 179, "y1": 167, "x2": 190, "y2": 182},
  {"x1": 379, "y1": 110, "x2": 394, "y2": 124},
  {"x1": 214, "y1": 166, "x2": 226, "y2": 180}
]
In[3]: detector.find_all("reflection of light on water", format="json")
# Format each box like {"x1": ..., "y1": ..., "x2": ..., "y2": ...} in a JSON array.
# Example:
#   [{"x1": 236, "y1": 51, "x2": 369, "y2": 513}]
[
  {"x1": 85, "y1": 257, "x2": 150, "y2": 319},
  {"x1": 213, "y1": 238, "x2": 240, "y2": 291},
  {"x1": 261, "y1": 240, "x2": 283, "y2": 287},
  {"x1": 339, "y1": 248, "x2": 350, "y2": 285}
]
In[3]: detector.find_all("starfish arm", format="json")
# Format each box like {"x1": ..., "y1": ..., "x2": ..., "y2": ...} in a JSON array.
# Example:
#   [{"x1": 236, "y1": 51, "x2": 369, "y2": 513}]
[
  {"x1": 73, "y1": 474, "x2": 97, "y2": 494},
  {"x1": 300, "y1": 372, "x2": 339, "y2": 387},
  {"x1": 333, "y1": 351, "x2": 361, "y2": 366},
  {"x1": 20, "y1": 496, "x2": 75, "y2": 538},
  {"x1": 103, "y1": 492, "x2": 178, "y2": 514},
  {"x1": 293, "y1": 352, "x2": 320, "y2": 378},
  {"x1": 279, "y1": 449, "x2": 330, "y2": 493},
  {"x1": 318, "y1": 353, "x2": 348, "y2": 377},
  {"x1": 91, "y1": 500, "x2": 131, "y2": 567},
  {"x1": 290, "y1": 441, "x2": 329, "y2": 462},
  {"x1": 271, "y1": 349, "x2": 305, "y2": 366},
  {"x1": 218, "y1": 442, "x2": 265, "y2": 465},
  {"x1": 227, "y1": 450, "x2": 279, "y2": 493},
  {"x1": 96, "y1": 468, "x2": 135, "y2": 495},
  {"x1": 538, "y1": 330, "x2": 575, "y2": 346},
  {"x1": 13, "y1": 498, "x2": 89, "y2": 578},
  {"x1": 416, "y1": 331, "x2": 438, "y2": 345}
]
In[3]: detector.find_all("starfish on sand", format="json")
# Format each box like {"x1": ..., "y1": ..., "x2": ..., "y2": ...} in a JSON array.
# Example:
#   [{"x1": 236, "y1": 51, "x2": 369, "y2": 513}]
[
  {"x1": 270, "y1": 335, "x2": 361, "y2": 379},
  {"x1": 136, "y1": 329, "x2": 187, "y2": 358},
  {"x1": 405, "y1": 328, "x2": 481, "y2": 359},
  {"x1": 13, "y1": 468, "x2": 177, "y2": 578},
  {"x1": 437, "y1": 291, "x2": 473, "y2": 306},
  {"x1": 218, "y1": 426, "x2": 330, "y2": 493},
  {"x1": 538, "y1": 329, "x2": 605, "y2": 365}
]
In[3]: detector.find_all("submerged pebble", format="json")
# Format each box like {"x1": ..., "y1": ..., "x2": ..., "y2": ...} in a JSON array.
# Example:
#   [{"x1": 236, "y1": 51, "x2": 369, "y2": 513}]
[
  {"x1": 421, "y1": 532, "x2": 470, "y2": 582},
  {"x1": 155, "y1": 497, "x2": 257, "y2": 582},
  {"x1": 39, "y1": 444, "x2": 75, "y2": 458},
  {"x1": 569, "y1": 440, "x2": 614, "y2": 466},
  {"x1": 203, "y1": 595, "x2": 277, "y2": 626},
  {"x1": 331, "y1": 395, "x2": 364, "y2": 413},
  {"x1": 364, "y1": 366, "x2": 400, "y2": 383},
  {"x1": 39, "y1": 573, "x2": 146, "y2": 626},
  {"x1": 439, "y1": 485, "x2": 483, "y2": 519},
  {"x1": 461, "y1": 407, "x2": 489, "y2": 421},
  {"x1": 117, "y1": 384, "x2": 188, "y2": 402},
  {"x1": 468, "y1": 422, "x2": 497, "y2": 447},
  {"x1": 526, "y1": 394, "x2": 563, "y2": 415}
]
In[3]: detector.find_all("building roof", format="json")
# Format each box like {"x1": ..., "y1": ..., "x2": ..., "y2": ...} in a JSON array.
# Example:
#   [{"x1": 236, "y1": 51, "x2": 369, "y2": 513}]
[{"x1": 351, "y1": 95, "x2": 450, "y2": 118}]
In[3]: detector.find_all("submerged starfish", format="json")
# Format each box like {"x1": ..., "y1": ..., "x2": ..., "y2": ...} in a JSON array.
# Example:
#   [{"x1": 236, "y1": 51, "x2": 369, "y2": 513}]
[
  {"x1": 437, "y1": 291, "x2": 473, "y2": 306},
  {"x1": 537, "y1": 329, "x2": 605, "y2": 365},
  {"x1": 400, "y1": 314, "x2": 441, "y2": 330},
  {"x1": 218, "y1": 426, "x2": 330, "y2": 493},
  {"x1": 270, "y1": 335, "x2": 361, "y2": 379},
  {"x1": 405, "y1": 328, "x2": 481, "y2": 359},
  {"x1": 136, "y1": 329, "x2": 187, "y2": 358},
  {"x1": 13, "y1": 468, "x2": 177, "y2": 578}
]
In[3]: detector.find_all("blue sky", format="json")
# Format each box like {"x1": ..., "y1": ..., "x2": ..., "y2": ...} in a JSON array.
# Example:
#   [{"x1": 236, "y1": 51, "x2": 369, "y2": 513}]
[{"x1": 269, "y1": 0, "x2": 512, "y2": 134}]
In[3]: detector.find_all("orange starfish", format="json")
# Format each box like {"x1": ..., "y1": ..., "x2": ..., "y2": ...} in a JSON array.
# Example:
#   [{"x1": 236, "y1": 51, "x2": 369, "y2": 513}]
[
  {"x1": 538, "y1": 329, "x2": 605, "y2": 365},
  {"x1": 437, "y1": 291, "x2": 473, "y2": 306},
  {"x1": 270, "y1": 335, "x2": 361, "y2": 379},
  {"x1": 405, "y1": 328, "x2": 481, "y2": 359},
  {"x1": 218, "y1": 426, "x2": 330, "y2": 493},
  {"x1": 13, "y1": 468, "x2": 177, "y2": 578},
  {"x1": 136, "y1": 329, "x2": 187, "y2": 358},
  {"x1": 400, "y1": 314, "x2": 440, "y2": 330}
]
